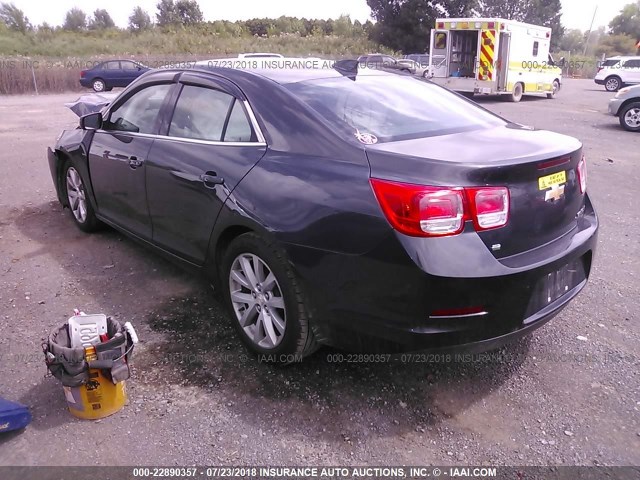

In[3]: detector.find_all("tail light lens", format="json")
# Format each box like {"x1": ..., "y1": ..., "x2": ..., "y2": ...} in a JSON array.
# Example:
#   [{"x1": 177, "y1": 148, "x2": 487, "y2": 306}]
[
  {"x1": 80, "y1": 70, "x2": 87, "y2": 78},
  {"x1": 468, "y1": 187, "x2": 509, "y2": 230},
  {"x1": 577, "y1": 156, "x2": 587, "y2": 194},
  {"x1": 370, "y1": 179, "x2": 510, "y2": 237}
]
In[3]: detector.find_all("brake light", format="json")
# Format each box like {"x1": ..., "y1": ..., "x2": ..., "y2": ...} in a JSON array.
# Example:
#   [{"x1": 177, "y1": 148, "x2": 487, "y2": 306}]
[
  {"x1": 468, "y1": 187, "x2": 509, "y2": 230},
  {"x1": 370, "y1": 179, "x2": 510, "y2": 237},
  {"x1": 577, "y1": 156, "x2": 587, "y2": 194},
  {"x1": 80, "y1": 70, "x2": 87, "y2": 78}
]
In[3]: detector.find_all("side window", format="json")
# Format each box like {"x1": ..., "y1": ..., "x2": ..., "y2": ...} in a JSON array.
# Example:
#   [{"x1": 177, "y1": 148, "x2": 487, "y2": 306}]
[
  {"x1": 105, "y1": 84, "x2": 172, "y2": 134},
  {"x1": 533, "y1": 41, "x2": 539, "y2": 57},
  {"x1": 121, "y1": 61, "x2": 137, "y2": 70},
  {"x1": 105, "y1": 61, "x2": 120, "y2": 70},
  {"x1": 623, "y1": 60, "x2": 640, "y2": 68},
  {"x1": 169, "y1": 85, "x2": 254, "y2": 142},
  {"x1": 224, "y1": 100, "x2": 253, "y2": 142}
]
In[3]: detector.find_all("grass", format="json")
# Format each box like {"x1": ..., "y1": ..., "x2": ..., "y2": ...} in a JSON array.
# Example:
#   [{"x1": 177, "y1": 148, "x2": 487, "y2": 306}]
[{"x1": 0, "y1": 25, "x2": 389, "y2": 94}]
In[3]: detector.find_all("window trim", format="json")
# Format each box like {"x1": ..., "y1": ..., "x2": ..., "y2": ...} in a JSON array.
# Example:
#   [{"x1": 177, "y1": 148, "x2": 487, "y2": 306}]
[{"x1": 96, "y1": 99, "x2": 266, "y2": 147}]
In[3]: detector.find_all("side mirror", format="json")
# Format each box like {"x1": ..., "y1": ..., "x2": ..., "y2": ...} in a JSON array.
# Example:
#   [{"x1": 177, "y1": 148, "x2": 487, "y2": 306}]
[{"x1": 80, "y1": 112, "x2": 102, "y2": 130}]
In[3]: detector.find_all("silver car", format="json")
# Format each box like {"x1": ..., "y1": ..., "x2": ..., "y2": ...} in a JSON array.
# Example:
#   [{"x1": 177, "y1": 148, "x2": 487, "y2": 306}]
[{"x1": 609, "y1": 84, "x2": 640, "y2": 132}]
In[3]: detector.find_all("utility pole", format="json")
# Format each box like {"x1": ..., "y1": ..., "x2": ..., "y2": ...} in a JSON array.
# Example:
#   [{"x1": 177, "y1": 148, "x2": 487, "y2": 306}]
[{"x1": 583, "y1": 5, "x2": 598, "y2": 56}]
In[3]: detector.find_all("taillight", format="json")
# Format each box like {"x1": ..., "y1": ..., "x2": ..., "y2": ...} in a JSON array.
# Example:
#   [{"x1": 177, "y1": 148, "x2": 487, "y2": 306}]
[
  {"x1": 370, "y1": 179, "x2": 510, "y2": 238},
  {"x1": 80, "y1": 70, "x2": 86, "y2": 78},
  {"x1": 467, "y1": 187, "x2": 510, "y2": 230},
  {"x1": 577, "y1": 156, "x2": 587, "y2": 194}
]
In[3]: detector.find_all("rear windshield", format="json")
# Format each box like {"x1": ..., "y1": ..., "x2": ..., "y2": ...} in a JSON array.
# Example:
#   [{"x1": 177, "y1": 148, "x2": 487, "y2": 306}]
[
  {"x1": 602, "y1": 60, "x2": 620, "y2": 67},
  {"x1": 285, "y1": 75, "x2": 505, "y2": 143}
]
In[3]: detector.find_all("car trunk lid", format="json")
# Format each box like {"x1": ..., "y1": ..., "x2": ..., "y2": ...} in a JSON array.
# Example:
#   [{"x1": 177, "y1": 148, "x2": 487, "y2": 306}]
[{"x1": 365, "y1": 125, "x2": 585, "y2": 258}]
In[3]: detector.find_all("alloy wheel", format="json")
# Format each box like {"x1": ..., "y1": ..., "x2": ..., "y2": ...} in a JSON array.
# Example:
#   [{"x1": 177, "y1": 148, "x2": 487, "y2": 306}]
[
  {"x1": 605, "y1": 78, "x2": 620, "y2": 92},
  {"x1": 66, "y1": 167, "x2": 87, "y2": 223},
  {"x1": 624, "y1": 107, "x2": 640, "y2": 129},
  {"x1": 229, "y1": 253, "x2": 286, "y2": 349}
]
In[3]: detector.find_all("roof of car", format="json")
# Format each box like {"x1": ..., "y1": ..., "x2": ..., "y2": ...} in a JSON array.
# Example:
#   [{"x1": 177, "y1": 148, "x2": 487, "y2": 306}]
[{"x1": 182, "y1": 63, "x2": 399, "y2": 85}]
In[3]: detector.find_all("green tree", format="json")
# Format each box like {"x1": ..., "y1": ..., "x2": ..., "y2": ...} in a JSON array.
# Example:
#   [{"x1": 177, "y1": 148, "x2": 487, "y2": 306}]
[
  {"x1": 63, "y1": 7, "x2": 87, "y2": 31},
  {"x1": 89, "y1": 9, "x2": 115, "y2": 30},
  {"x1": 156, "y1": 0, "x2": 179, "y2": 26},
  {"x1": 595, "y1": 33, "x2": 637, "y2": 56},
  {"x1": 367, "y1": 0, "x2": 478, "y2": 53},
  {"x1": 558, "y1": 28, "x2": 584, "y2": 53},
  {"x1": 479, "y1": 0, "x2": 527, "y2": 20},
  {"x1": 0, "y1": 2, "x2": 31, "y2": 33},
  {"x1": 175, "y1": 0, "x2": 203, "y2": 25},
  {"x1": 609, "y1": 1, "x2": 640, "y2": 38},
  {"x1": 129, "y1": 6, "x2": 152, "y2": 31},
  {"x1": 523, "y1": 0, "x2": 564, "y2": 48}
]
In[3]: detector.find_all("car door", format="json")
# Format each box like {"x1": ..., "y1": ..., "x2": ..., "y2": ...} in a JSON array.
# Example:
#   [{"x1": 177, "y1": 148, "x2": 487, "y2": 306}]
[
  {"x1": 120, "y1": 61, "x2": 142, "y2": 86},
  {"x1": 88, "y1": 81, "x2": 175, "y2": 239},
  {"x1": 623, "y1": 59, "x2": 640, "y2": 84},
  {"x1": 101, "y1": 61, "x2": 120, "y2": 87},
  {"x1": 145, "y1": 73, "x2": 267, "y2": 264}
]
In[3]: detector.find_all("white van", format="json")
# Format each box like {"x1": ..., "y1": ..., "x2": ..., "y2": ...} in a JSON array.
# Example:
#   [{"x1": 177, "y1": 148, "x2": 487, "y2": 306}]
[{"x1": 595, "y1": 56, "x2": 640, "y2": 92}]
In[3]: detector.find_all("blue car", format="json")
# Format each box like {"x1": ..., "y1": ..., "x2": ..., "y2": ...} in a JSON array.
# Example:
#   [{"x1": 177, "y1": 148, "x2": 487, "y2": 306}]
[{"x1": 80, "y1": 60, "x2": 150, "y2": 92}]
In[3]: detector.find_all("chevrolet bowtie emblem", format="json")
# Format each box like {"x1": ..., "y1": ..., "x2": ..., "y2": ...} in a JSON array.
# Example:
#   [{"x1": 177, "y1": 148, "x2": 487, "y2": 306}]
[{"x1": 545, "y1": 184, "x2": 565, "y2": 202}]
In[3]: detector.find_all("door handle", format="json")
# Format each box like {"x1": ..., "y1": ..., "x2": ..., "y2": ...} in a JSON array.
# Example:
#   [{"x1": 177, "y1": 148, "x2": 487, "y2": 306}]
[
  {"x1": 201, "y1": 171, "x2": 224, "y2": 188},
  {"x1": 128, "y1": 156, "x2": 143, "y2": 169}
]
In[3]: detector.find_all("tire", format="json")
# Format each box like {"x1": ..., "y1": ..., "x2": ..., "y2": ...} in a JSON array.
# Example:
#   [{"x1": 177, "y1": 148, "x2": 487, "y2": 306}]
[
  {"x1": 605, "y1": 76, "x2": 622, "y2": 92},
  {"x1": 422, "y1": 70, "x2": 429, "y2": 78},
  {"x1": 92, "y1": 78, "x2": 106, "y2": 92},
  {"x1": 221, "y1": 233, "x2": 318, "y2": 363},
  {"x1": 509, "y1": 83, "x2": 524, "y2": 102},
  {"x1": 619, "y1": 102, "x2": 640, "y2": 132},
  {"x1": 547, "y1": 80, "x2": 560, "y2": 99},
  {"x1": 62, "y1": 161, "x2": 101, "y2": 232}
]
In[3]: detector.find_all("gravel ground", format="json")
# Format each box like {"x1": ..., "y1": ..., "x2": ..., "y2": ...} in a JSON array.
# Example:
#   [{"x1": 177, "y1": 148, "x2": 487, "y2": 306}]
[{"x1": 0, "y1": 79, "x2": 638, "y2": 467}]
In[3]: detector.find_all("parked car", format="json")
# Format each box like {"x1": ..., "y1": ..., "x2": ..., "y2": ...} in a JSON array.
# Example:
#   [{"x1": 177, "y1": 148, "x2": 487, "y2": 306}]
[
  {"x1": 80, "y1": 60, "x2": 150, "y2": 92},
  {"x1": 357, "y1": 54, "x2": 411, "y2": 73},
  {"x1": 594, "y1": 56, "x2": 640, "y2": 92},
  {"x1": 608, "y1": 84, "x2": 640, "y2": 132},
  {"x1": 397, "y1": 58, "x2": 429, "y2": 77},
  {"x1": 49, "y1": 63, "x2": 597, "y2": 362}
]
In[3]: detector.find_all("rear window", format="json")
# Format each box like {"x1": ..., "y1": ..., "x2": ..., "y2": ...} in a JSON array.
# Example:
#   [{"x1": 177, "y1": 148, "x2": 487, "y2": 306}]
[{"x1": 285, "y1": 75, "x2": 505, "y2": 143}]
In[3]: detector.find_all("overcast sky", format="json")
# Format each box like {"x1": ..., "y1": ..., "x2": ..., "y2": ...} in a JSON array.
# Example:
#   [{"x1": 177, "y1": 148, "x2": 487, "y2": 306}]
[{"x1": 11, "y1": 0, "x2": 633, "y2": 32}]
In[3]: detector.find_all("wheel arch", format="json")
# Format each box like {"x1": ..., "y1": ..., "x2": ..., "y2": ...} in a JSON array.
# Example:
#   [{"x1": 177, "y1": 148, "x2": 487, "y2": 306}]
[{"x1": 618, "y1": 98, "x2": 640, "y2": 117}]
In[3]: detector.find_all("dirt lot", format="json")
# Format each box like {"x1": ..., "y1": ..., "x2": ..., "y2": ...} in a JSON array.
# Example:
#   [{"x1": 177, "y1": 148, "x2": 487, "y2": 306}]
[{"x1": 0, "y1": 79, "x2": 638, "y2": 467}]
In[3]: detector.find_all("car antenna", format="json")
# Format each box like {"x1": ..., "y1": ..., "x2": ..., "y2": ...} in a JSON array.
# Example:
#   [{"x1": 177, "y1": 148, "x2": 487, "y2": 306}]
[{"x1": 333, "y1": 59, "x2": 358, "y2": 80}]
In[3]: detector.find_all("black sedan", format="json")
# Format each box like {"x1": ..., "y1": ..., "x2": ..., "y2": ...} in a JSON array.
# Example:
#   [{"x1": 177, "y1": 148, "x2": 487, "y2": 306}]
[
  {"x1": 48, "y1": 63, "x2": 598, "y2": 362},
  {"x1": 80, "y1": 60, "x2": 150, "y2": 92}
]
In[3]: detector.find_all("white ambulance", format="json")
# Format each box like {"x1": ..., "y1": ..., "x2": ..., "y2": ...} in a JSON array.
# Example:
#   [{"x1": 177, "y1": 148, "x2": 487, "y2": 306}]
[{"x1": 427, "y1": 18, "x2": 563, "y2": 102}]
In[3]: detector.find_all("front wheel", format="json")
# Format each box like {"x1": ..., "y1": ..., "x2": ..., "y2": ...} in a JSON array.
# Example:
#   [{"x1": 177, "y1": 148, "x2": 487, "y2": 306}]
[
  {"x1": 62, "y1": 161, "x2": 101, "y2": 232},
  {"x1": 547, "y1": 80, "x2": 560, "y2": 99},
  {"x1": 222, "y1": 233, "x2": 318, "y2": 363},
  {"x1": 619, "y1": 102, "x2": 640, "y2": 132}
]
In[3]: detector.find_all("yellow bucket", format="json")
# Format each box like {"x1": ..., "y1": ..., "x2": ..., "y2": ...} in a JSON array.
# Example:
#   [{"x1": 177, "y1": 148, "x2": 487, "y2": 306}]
[
  {"x1": 63, "y1": 345, "x2": 127, "y2": 420},
  {"x1": 63, "y1": 369, "x2": 127, "y2": 420}
]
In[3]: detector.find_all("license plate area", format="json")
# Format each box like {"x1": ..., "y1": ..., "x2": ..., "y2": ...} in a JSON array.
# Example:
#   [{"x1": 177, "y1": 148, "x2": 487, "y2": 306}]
[{"x1": 525, "y1": 258, "x2": 587, "y2": 318}]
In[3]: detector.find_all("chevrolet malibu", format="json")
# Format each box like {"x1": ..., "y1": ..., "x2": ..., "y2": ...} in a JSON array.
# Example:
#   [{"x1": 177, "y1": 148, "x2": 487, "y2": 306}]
[{"x1": 48, "y1": 63, "x2": 598, "y2": 362}]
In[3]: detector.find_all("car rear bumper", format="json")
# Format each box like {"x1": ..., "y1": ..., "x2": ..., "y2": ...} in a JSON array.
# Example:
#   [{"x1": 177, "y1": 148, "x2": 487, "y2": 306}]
[
  {"x1": 287, "y1": 196, "x2": 598, "y2": 353},
  {"x1": 594, "y1": 78, "x2": 605, "y2": 85},
  {"x1": 79, "y1": 79, "x2": 92, "y2": 88}
]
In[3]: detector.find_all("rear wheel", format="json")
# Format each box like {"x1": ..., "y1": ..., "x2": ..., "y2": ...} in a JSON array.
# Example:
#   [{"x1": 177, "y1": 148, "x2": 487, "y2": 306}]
[
  {"x1": 222, "y1": 233, "x2": 318, "y2": 363},
  {"x1": 62, "y1": 161, "x2": 101, "y2": 232},
  {"x1": 92, "y1": 78, "x2": 105, "y2": 92},
  {"x1": 547, "y1": 80, "x2": 560, "y2": 99},
  {"x1": 605, "y1": 76, "x2": 622, "y2": 92},
  {"x1": 509, "y1": 83, "x2": 524, "y2": 102},
  {"x1": 619, "y1": 102, "x2": 640, "y2": 132}
]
